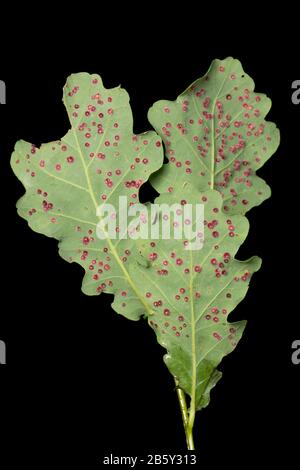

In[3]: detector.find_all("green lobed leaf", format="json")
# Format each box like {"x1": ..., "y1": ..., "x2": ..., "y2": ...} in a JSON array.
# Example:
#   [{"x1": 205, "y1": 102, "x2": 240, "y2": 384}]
[
  {"x1": 130, "y1": 185, "x2": 261, "y2": 410},
  {"x1": 11, "y1": 72, "x2": 163, "y2": 321},
  {"x1": 10, "y1": 65, "x2": 276, "y2": 447},
  {"x1": 148, "y1": 57, "x2": 280, "y2": 215}
]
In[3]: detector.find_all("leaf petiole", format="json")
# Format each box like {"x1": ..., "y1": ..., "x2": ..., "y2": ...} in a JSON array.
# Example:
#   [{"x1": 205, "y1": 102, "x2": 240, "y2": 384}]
[{"x1": 174, "y1": 378, "x2": 195, "y2": 450}]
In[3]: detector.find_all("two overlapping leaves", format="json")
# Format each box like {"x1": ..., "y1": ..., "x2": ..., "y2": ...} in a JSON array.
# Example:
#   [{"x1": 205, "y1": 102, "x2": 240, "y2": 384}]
[{"x1": 11, "y1": 58, "x2": 279, "y2": 414}]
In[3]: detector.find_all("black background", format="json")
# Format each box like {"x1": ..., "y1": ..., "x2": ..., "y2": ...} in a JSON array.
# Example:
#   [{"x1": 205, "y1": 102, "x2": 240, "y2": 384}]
[{"x1": 0, "y1": 14, "x2": 299, "y2": 468}]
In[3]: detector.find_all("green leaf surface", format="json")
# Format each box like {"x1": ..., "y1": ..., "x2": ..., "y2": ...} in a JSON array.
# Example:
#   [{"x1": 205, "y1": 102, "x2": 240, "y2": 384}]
[
  {"x1": 11, "y1": 72, "x2": 163, "y2": 320},
  {"x1": 130, "y1": 185, "x2": 261, "y2": 410},
  {"x1": 10, "y1": 64, "x2": 276, "y2": 449},
  {"x1": 148, "y1": 57, "x2": 280, "y2": 215}
]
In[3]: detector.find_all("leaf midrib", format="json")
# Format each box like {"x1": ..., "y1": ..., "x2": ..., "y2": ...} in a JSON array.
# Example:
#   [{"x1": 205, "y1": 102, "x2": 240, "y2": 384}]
[{"x1": 189, "y1": 249, "x2": 197, "y2": 428}]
